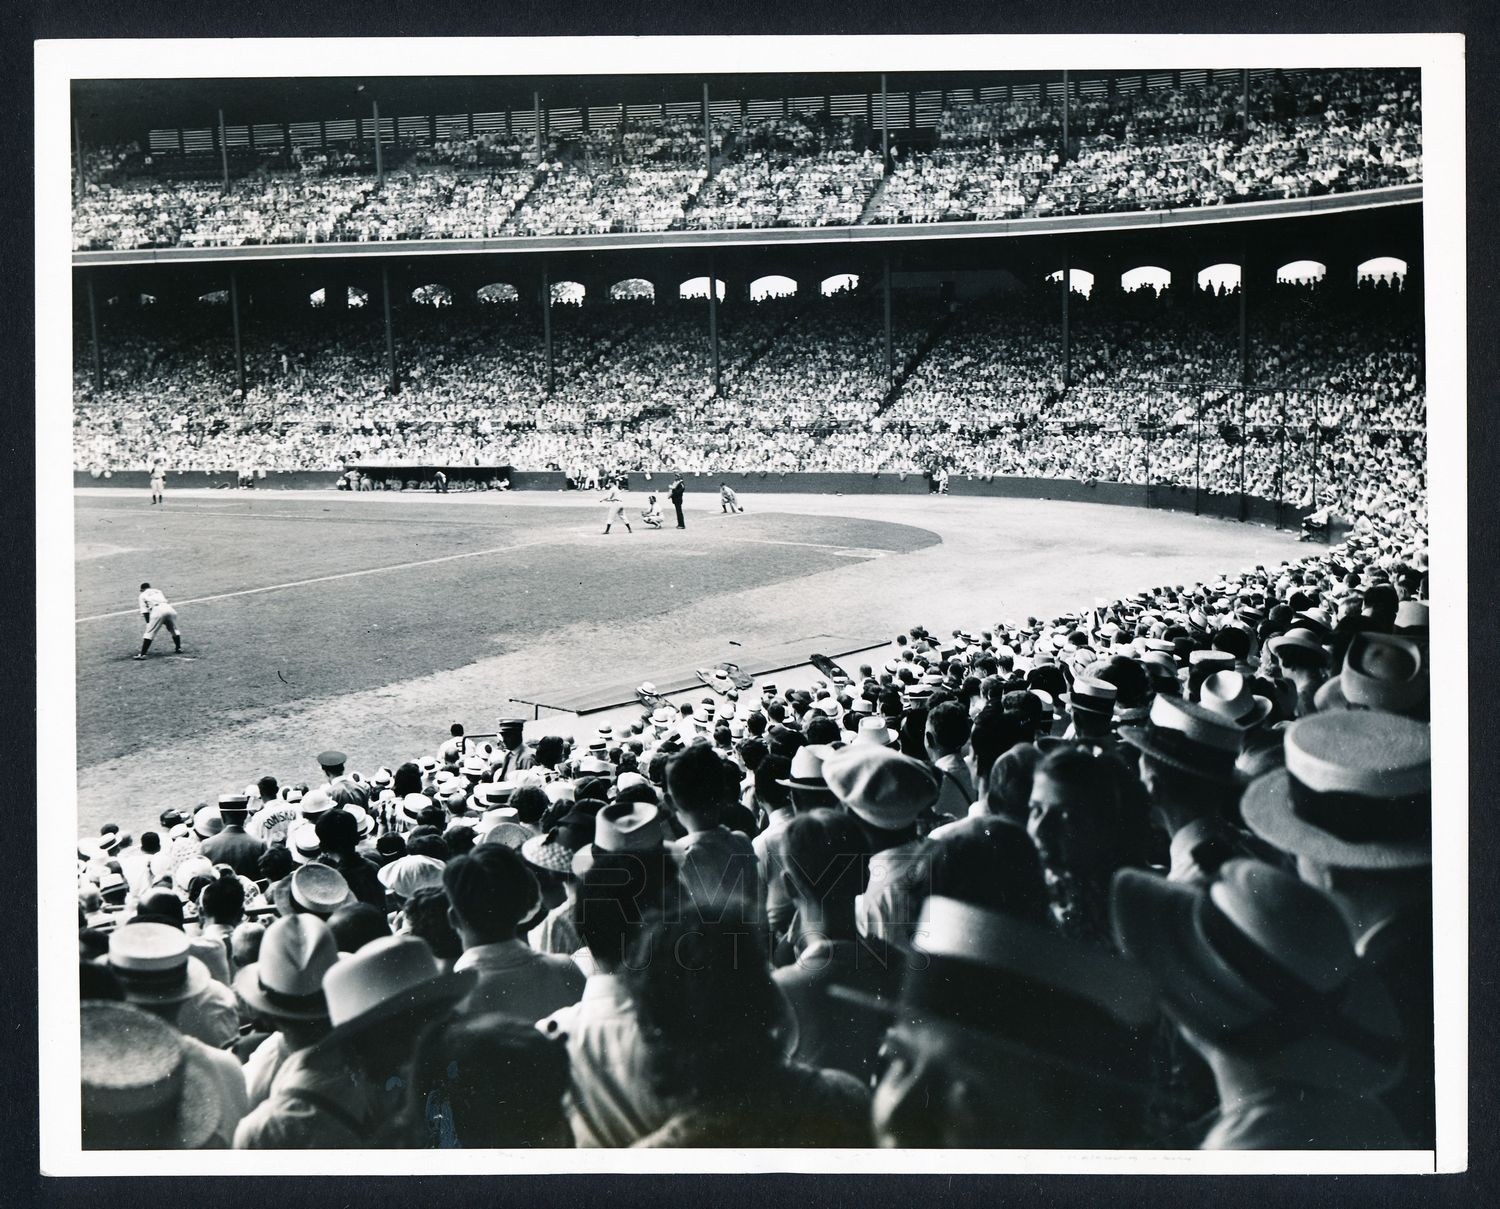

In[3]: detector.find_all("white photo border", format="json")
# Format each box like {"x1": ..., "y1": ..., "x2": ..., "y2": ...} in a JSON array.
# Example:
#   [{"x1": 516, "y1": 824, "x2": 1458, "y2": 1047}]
[{"x1": 35, "y1": 31, "x2": 1468, "y2": 1177}]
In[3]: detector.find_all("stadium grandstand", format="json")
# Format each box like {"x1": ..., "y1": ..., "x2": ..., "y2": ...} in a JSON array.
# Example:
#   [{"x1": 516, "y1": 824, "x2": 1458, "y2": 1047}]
[{"x1": 68, "y1": 67, "x2": 1436, "y2": 1157}]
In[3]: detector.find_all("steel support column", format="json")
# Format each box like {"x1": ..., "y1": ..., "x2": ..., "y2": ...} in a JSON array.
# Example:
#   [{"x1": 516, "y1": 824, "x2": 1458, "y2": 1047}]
[
  {"x1": 381, "y1": 265, "x2": 399, "y2": 394},
  {"x1": 229, "y1": 269, "x2": 245, "y2": 395},
  {"x1": 86, "y1": 272, "x2": 103, "y2": 392}
]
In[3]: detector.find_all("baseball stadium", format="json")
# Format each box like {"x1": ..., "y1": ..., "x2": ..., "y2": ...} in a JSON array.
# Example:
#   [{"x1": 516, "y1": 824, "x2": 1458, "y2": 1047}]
[{"x1": 61, "y1": 61, "x2": 1444, "y2": 1158}]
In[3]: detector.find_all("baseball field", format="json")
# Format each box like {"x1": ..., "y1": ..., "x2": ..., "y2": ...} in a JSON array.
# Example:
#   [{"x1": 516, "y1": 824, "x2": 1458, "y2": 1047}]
[{"x1": 71, "y1": 486, "x2": 1304, "y2": 833}]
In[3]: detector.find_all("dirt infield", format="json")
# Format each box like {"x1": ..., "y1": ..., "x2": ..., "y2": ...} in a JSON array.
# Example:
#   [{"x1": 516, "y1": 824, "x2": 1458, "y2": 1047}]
[{"x1": 71, "y1": 487, "x2": 1303, "y2": 833}]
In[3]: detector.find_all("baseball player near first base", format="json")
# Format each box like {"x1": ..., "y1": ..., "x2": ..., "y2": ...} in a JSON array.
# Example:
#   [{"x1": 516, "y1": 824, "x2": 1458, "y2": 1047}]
[
  {"x1": 134, "y1": 582, "x2": 183, "y2": 659},
  {"x1": 150, "y1": 463, "x2": 166, "y2": 505}
]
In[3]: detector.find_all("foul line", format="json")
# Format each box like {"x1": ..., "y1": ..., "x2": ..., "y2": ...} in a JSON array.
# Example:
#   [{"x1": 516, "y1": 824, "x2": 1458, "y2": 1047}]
[{"x1": 75, "y1": 538, "x2": 550, "y2": 623}]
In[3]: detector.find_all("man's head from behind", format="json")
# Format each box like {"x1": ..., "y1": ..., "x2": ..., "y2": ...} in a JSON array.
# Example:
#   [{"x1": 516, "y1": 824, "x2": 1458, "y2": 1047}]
[
  {"x1": 442, "y1": 844, "x2": 541, "y2": 947},
  {"x1": 664, "y1": 743, "x2": 728, "y2": 826}
]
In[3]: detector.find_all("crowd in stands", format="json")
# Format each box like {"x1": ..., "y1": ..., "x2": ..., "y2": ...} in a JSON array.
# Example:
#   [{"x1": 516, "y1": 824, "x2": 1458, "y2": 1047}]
[
  {"x1": 77, "y1": 483, "x2": 1435, "y2": 1149},
  {"x1": 71, "y1": 70, "x2": 1419, "y2": 250},
  {"x1": 74, "y1": 275, "x2": 1423, "y2": 522}
]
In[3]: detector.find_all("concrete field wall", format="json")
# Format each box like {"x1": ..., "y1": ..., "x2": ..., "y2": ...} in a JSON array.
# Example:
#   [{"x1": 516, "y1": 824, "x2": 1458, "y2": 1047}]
[{"x1": 76, "y1": 468, "x2": 1310, "y2": 528}]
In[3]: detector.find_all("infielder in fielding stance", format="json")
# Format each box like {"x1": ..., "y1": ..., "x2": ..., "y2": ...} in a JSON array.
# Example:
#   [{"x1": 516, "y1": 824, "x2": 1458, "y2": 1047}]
[
  {"x1": 150, "y1": 463, "x2": 166, "y2": 505},
  {"x1": 134, "y1": 582, "x2": 183, "y2": 659}
]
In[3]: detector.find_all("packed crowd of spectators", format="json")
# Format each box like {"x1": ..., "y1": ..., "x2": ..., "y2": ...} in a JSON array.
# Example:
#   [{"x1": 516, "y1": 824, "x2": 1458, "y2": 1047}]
[
  {"x1": 77, "y1": 475, "x2": 1435, "y2": 1150},
  {"x1": 74, "y1": 276, "x2": 1423, "y2": 522},
  {"x1": 72, "y1": 70, "x2": 1419, "y2": 250}
]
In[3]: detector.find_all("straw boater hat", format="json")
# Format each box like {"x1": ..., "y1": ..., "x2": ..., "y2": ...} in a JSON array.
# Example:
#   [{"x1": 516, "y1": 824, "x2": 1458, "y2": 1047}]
[
  {"x1": 1313, "y1": 633, "x2": 1428, "y2": 717},
  {"x1": 1112, "y1": 860, "x2": 1405, "y2": 1090},
  {"x1": 831, "y1": 895, "x2": 1156, "y2": 1084},
  {"x1": 81, "y1": 1001, "x2": 223, "y2": 1150},
  {"x1": 107, "y1": 922, "x2": 215, "y2": 1006},
  {"x1": 1064, "y1": 675, "x2": 1118, "y2": 716},
  {"x1": 287, "y1": 822, "x2": 323, "y2": 865},
  {"x1": 298, "y1": 786, "x2": 336, "y2": 820},
  {"x1": 1119, "y1": 694, "x2": 1243, "y2": 786},
  {"x1": 233, "y1": 915, "x2": 340, "y2": 1022},
  {"x1": 314, "y1": 935, "x2": 475, "y2": 1051},
  {"x1": 1199, "y1": 670, "x2": 1273, "y2": 729},
  {"x1": 1240, "y1": 712, "x2": 1430, "y2": 870},
  {"x1": 572, "y1": 801, "x2": 666, "y2": 877}
]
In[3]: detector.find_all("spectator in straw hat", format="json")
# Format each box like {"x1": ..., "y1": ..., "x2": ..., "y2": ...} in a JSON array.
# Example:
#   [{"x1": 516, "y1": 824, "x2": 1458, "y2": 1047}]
[
  {"x1": 854, "y1": 895, "x2": 1156, "y2": 1148},
  {"x1": 271, "y1": 863, "x2": 356, "y2": 921},
  {"x1": 445, "y1": 844, "x2": 585, "y2": 1023},
  {"x1": 106, "y1": 921, "x2": 240, "y2": 1050},
  {"x1": 81, "y1": 1001, "x2": 249, "y2": 1150},
  {"x1": 236, "y1": 935, "x2": 476, "y2": 1148},
  {"x1": 131, "y1": 888, "x2": 234, "y2": 988},
  {"x1": 1240, "y1": 710, "x2": 1434, "y2": 1147},
  {"x1": 235, "y1": 915, "x2": 341, "y2": 1108},
  {"x1": 1120, "y1": 696, "x2": 1260, "y2": 887},
  {"x1": 1313, "y1": 633, "x2": 1428, "y2": 720},
  {"x1": 539, "y1": 850, "x2": 681, "y2": 1147},
  {"x1": 1113, "y1": 860, "x2": 1408, "y2": 1149},
  {"x1": 823, "y1": 744, "x2": 939, "y2": 946}
]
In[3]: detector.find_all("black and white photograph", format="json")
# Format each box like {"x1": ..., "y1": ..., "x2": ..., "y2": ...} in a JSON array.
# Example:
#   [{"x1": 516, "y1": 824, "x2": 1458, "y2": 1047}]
[{"x1": 34, "y1": 33, "x2": 1468, "y2": 1175}]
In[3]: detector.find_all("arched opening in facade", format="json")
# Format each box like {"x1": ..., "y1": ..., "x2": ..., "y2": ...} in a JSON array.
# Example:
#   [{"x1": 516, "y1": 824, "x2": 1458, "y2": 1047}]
[
  {"x1": 411, "y1": 284, "x2": 453, "y2": 307},
  {"x1": 1045, "y1": 268, "x2": 1095, "y2": 298},
  {"x1": 1276, "y1": 260, "x2": 1327, "y2": 285},
  {"x1": 750, "y1": 275, "x2": 798, "y2": 301},
  {"x1": 551, "y1": 280, "x2": 587, "y2": 306},
  {"x1": 477, "y1": 282, "x2": 520, "y2": 304},
  {"x1": 1356, "y1": 256, "x2": 1408, "y2": 285},
  {"x1": 1120, "y1": 265, "x2": 1172, "y2": 295},
  {"x1": 310, "y1": 286, "x2": 370, "y2": 308},
  {"x1": 820, "y1": 273, "x2": 859, "y2": 296},
  {"x1": 679, "y1": 277, "x2": 726, "y2": 302},
  {"x1": 1197, "y1": 263, "x2": 1242, "y2": 293},
  {"x1": 610, "y1": 278, "x2": 656, "y2": 302}
]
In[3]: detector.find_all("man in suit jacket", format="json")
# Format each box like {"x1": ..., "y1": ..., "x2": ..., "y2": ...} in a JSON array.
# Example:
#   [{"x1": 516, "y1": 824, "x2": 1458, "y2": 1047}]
[
  {"x1": 199, "y1": 797, "x2": 266, "y2": 878},
  {"x1": 668, "y1": 476, "x2": 686, "y2": 529}
]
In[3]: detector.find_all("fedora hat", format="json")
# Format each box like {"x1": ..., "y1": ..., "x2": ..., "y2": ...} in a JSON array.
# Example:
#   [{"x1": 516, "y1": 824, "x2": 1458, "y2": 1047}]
[
  {"x1": 853, "y1": 716, "x2": 899, "y2": 747},
  {"x1": 1294, "y1": 607, "x2": 1334, "y2": 638},
  {"x1": 316, "y1": 935, "x2": 475, "y2": 1050},
  {"x1": 272, "y1": 863, "x2": 356, "y2": 918},
  {"x1": 1268, "y1": 627, "x2": 1327, "y2": 660},
  {"x1": 823, "y1": 745, "x2": 938, "y2": 831},
  {"x1": 1200, "y1": 670, "x2": 1273, "y2": 728},
  {"x1": 298, "y1": 786, "x2": 335, "y2": 820},
  {"x1": 233, "y1": 915, "x2": 340, "y2": 1022},
  {"x1": 1240, "y1": 711, "x2": 1430, "y2": 869},
  {"x1": 776, "y1": 743, "x2": 835, "y2": 790},
  {"x1": 830, "y1": 896, "x2": 1156, "y2": 1084},
  {"x1": 81, "y1": 1002, "x2": 223, "y2": 1150},
  {"x1": 572, "y1": 801, "x2": 665, "y2": 877},
  {"x1": 1112, "y1": 860, "x2": 1404, "y2": 1089},
  {"x1": 1064, "y1": 675, "x2": 1117, "y2": 715},
  {"x1": 1119, "y1": 694, "x2": 1243, "y2": 785},
  {"x1": 192, "y1": 805, "x2": 223, "y2": 839},
  {"x1": 107, "y1": 922, "x2": 212, "y2": 1006},
  {"x1": 1314, "y1": 633, "x2": 1427, "y2": 717},
  {"x1": 1394, "y1": 600, "x2": 1429, "y2": 634}
]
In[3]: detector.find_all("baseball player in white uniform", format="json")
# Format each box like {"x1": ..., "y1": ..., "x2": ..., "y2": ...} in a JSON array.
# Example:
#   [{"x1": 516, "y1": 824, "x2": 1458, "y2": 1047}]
[
  {"x1": 150, "y1": 464, "x2": 166, "y2": 505},
  {"x1": 134, "y1": 582, "x2": 183, "y2": 659},
  {"x1": 602, "y1": 481, "x2": 632, "y2": 535}
]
